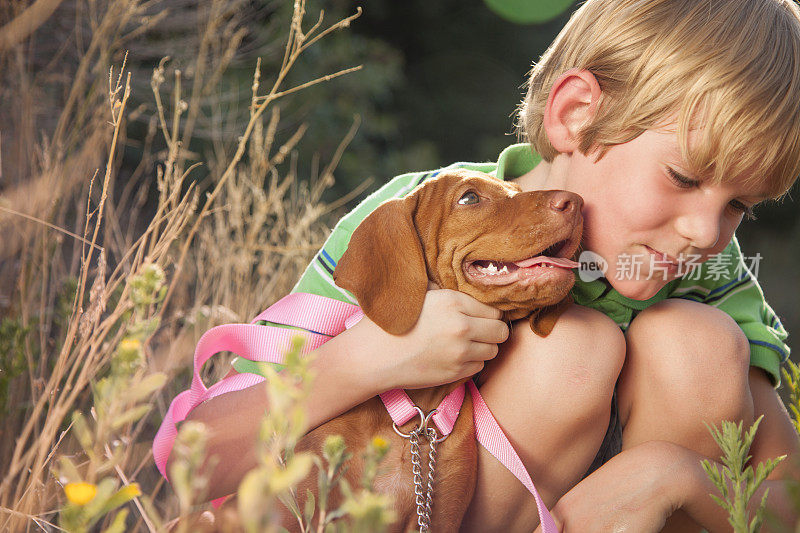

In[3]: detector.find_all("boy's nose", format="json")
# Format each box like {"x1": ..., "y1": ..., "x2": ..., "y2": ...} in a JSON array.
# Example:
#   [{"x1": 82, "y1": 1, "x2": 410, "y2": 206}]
[
  {"x1": 549, "y1": 191, "x2": 583, "y2": 214},
  {"x1": 677, "y1": 211, "x2": 722, "y2": 250}
]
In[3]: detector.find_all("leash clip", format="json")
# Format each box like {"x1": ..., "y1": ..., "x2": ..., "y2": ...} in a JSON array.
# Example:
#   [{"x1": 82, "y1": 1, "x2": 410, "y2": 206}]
[{"x1": 392, "y1": 406, "x2": 448, "y2": 442}]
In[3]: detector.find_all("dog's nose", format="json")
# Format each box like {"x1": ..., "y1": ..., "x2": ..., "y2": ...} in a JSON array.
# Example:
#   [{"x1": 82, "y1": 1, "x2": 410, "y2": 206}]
[{"x1": 549, "y1": 191, "x2": 583, "y2": 213}]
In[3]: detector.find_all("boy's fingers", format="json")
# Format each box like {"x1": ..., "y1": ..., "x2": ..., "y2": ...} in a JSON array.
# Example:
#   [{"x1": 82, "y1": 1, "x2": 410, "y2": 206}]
[
  {"x1": 449, "y1": 290, "x2": 503, "y2": 320},
  {"x1": 469, "y1": 317, "x2": 510, "y2": 344},
  {"x1": 469, "y1": 341, "x2": 500, "y2": 362}
]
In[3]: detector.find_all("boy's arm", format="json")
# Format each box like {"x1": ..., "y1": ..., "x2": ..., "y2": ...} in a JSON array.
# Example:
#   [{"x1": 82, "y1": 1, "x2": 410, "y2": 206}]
[
  {"x1": 182, "y1": 287, "x2": 508, "y2": 499},
  {"x1": 181, "y1": 316, "x2": 398, "y2": 499}
]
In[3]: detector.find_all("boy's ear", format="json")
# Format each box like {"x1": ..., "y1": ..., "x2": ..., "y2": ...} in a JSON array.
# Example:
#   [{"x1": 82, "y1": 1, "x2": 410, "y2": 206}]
[{"x1": 543, "y1": 68, "x2": 602, "y2": 154}]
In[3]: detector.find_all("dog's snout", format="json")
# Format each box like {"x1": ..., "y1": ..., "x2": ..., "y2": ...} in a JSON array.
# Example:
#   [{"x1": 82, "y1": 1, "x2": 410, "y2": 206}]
[{"x1": 548, "y1": 191, "x2": 583, "y2": 214}]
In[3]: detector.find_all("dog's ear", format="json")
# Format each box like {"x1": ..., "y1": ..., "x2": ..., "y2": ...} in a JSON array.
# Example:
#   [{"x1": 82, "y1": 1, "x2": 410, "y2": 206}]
[
  {"x1": 334, "y1": 197, "x2": 427, "y2": 335},
  {"x1": 528, "y1": 295, "x2": 573, "y2": 337}
]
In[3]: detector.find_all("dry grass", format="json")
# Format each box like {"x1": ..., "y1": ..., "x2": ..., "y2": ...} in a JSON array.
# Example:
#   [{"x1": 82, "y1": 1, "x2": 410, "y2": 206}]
[{"x1": 0, "y1": 0, "x2": 364, "y2": 529}]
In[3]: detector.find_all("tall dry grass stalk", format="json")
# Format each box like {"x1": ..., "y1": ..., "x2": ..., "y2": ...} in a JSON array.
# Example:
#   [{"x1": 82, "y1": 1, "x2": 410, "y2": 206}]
[{"x1": 0, "y1": 0, "x2": 363, "y2": 529}]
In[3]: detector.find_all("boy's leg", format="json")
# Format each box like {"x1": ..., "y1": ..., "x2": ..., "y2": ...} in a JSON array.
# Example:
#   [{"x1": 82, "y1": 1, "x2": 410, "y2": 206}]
[
  {"x1": 461, "y1": 305, "x2": 626, "y2": 532},
  {"x1": 618, "y1": 299, "x2": 755, "y2": 532}
]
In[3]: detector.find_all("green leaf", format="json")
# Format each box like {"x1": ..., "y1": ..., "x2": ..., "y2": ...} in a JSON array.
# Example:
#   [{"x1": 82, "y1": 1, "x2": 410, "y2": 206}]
[
  {"x1": 123, "y1": 373, "x2": 168, "y2": 403},
  {"x1": 101, "y1": 509, "x2": 129, "y2": 533},
  {"x1": 325, "y1": 508, "x2": 347, "y2": 522},
  {"x1": 98, "y1": 483, "x2": 141, "y2": 516},
  {"x1": 111, "y1": 405, "x2": 152, "y2": 429},
  {"x1": 710, "y1": 493, "x2": 732, "y2": 513},
  {"x1": 277, "y1": 490, "x2": 301, "y2": 520},
  {"x1": 83, "y1": 478, "x2": 119, "y2": 530},
  {"x1": 269, "y1": 453, "x2": 313, "y2": 493},
  {"x1": 304, "y1": 489, "x2": 316, "y2": 525},
  {"x1": 58, "y1": 456, "x2": 82, "y2": 483},
  {"x1": 72, "y1": 412, "x2": 93, "y2": 452}
]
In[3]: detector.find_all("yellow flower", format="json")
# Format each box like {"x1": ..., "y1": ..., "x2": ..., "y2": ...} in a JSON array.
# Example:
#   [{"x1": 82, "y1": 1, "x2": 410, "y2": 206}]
[
  {"x1": 119, "y1": 338, "x2": 141, "y2": 353},
  {"x1": 114, "y1": 337, "x2": 144, "y2": 373},
  {"x1": 64, "y1": 482, "x2": 97, "y2": 506},
  {"x1": 371, "y1": 436, "x2": 389, "y2": 451}
]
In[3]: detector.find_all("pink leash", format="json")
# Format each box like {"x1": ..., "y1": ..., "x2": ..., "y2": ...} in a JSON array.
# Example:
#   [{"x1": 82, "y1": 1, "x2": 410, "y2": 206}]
[{"x1": 153, "y1": 292, "x2": 558, "y2": 533}]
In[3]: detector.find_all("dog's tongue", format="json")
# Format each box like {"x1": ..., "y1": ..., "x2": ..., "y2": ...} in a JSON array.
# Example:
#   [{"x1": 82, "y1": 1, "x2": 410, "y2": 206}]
[{"x1": 514, "y1": 256, "x2": 580, "y2": 269}]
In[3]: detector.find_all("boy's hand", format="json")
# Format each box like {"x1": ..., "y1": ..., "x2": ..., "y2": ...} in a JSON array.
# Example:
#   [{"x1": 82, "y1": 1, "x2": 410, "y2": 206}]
[{"x1": 353, "y1": 286, "x2": 510, "y2": 391}]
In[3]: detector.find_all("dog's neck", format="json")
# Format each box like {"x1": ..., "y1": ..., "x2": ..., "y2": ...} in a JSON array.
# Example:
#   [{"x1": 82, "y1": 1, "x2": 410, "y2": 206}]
[
  {"x1": 429, "y1": 279, "x2": 536, "y2": 325},
  {"x1": 502, "y1": 307, "x2": 535, "y2": 323}
]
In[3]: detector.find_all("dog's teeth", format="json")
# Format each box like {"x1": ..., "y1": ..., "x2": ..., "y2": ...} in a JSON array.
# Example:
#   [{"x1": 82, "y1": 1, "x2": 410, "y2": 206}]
[{"x1": 477, "y1": 262, "x2": 511, "y2": 275}]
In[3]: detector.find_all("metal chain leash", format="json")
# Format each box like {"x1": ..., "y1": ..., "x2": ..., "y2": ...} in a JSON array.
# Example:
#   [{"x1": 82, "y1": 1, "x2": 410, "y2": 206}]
[
  {"x1": 393, "y1": 407, "x2": 447, "y2": 533},
  {"x1": 409, "y1": 429, "x2": 431, "y2": 532},
  {"x1": 424, "y1": 426, "x2": 439, "y2": 525}
]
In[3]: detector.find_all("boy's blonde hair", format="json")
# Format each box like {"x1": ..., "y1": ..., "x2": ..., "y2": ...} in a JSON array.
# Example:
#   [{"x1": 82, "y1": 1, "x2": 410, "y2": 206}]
[{"x1": 519, "y1": 0, "x2": 800, "y2": 199}]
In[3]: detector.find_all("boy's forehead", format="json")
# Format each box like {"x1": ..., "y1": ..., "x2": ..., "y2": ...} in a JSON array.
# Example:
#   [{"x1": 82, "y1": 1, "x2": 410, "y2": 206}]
[
  {"x1": 643, "y1": 127, "x2": 773, "y2": 200},
  {"x1": 644, "y1": 125, "x2": 692, "y2": 163}
]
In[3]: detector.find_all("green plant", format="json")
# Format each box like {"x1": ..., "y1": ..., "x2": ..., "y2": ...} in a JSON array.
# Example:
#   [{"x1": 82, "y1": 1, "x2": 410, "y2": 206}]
[
  {"x1": 773, "y1": 359, "x2": 800, "y2": 533},
  {"x1": 782, "y1": 360, "x2": 800, "y2": 439},
  {"x1": 0, "y1": 317, "x2": 32, "y2": 415},
  {"x1": 236, "y1": 338, "x2": 395, "y2": 533},
  {"x1": 702, "y1": 416, "x2": 786, "y2": 533},
  {"x1": 167, "y1": 421, "x2": 214, "y2": 532},
  {"x1": 57, "y1": 263, "x2": 169, "y2": 532}
]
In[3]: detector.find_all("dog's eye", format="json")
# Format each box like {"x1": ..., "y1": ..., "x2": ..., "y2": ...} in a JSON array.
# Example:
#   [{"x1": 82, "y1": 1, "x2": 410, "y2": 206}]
[{"x1": 457, "y1": 191, "x2": 480, "y2": 205}]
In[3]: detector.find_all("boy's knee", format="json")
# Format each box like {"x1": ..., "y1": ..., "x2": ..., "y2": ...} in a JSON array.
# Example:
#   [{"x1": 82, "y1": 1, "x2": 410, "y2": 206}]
[
  {"x1": 495, "y1": 304, "x2": 625, "y2": 417},
  {"x1": 624, "y1": 299, "x2": 752, "y2": 423}
]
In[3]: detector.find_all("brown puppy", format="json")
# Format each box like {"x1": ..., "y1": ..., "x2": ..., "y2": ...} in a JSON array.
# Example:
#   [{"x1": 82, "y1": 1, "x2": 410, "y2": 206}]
[{"x1": 288, "y1": 168, "x2": 584, "y2": 532}]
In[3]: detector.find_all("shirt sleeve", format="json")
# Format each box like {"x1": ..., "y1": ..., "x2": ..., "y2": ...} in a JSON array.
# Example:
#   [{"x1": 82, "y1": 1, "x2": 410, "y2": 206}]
[{"x1": 670, "y1": 236, "x2": 789, "y2": 386}]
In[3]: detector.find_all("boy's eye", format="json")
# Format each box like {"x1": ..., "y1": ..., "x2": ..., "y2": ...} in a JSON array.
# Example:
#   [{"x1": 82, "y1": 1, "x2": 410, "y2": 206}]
[
  {"x1": 457, "y1": 191, "x2": 480, "y2": 205},
  {"x1": 729, "y1": 200, "x2": 757, "y2": 221},
  {"x1": 666, "y1": 166, "x2": 758, "y2": 221},
  {"x1": 667, "y1": 167, "x2": 700, "y2": 189}
]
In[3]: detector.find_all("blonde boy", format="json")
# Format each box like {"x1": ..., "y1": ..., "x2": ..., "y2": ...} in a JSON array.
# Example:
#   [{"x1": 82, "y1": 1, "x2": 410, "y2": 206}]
[{"x1": 186, "y1": 0, "x2": 800, "y2": 530}]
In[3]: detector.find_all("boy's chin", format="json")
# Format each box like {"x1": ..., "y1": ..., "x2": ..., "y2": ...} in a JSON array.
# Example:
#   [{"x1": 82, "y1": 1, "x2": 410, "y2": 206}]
[{"x1": 607, "y1": 277, "x2": 670, "y2": 301}]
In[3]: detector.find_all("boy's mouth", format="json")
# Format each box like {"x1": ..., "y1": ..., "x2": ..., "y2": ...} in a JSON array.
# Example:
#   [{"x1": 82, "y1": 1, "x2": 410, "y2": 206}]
[
  {"x1": 643, "y1": 245, "x2": 681, "y2": 274},
  {"x1": 643, "y1": 245, "x2": 680, "y2": 265}
]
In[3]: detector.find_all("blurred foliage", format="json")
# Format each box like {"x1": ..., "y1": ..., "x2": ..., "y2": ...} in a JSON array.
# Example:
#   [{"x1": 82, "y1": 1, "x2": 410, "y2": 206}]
[
  {"x1": 318, "y1": 0, "x2": 572, "y2": 190},
  {"x1": 483, "y1": 0, "x2": 575, "y2": 24},
  {"x1": 115, "y1": 0, "x2": 573, "y2": 203},
  {"x1": 58, "y1": 262, "x2": 169, "y2": 532},
  {"x1": 0, "y1": 317, "x2": 31, "y2": 414}
]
